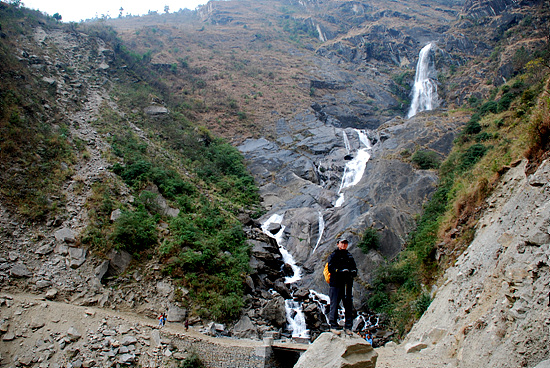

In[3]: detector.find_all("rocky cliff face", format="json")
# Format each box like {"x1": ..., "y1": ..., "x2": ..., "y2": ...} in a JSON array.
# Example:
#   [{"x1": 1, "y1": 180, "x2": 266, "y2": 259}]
[{"x1": 376, "y1": 159, "x2": 550, "y2": 368}]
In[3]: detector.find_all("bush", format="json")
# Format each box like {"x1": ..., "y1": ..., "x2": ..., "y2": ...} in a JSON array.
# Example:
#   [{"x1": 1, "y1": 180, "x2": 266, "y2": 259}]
[
  {"x1": 112, "y1": 208, "x2": 157, "y2": 252},
  {"x1": 475, "y1": 132, "x2": 492, "y2": 142},
  {"x1": 180, "y1": 353, "x2": 204, "y2": 368},
  {"x1": 459, "y1": 144, "x2": 488, "y2": 171},
  {"x1": 463, "y1": 119, "x2": 482, "y2": 135},
  {"x1": 479, "y1": 101, "x2": 498, "y2": 115},
  {"x1": 414, "y1": 293, "x2": 432, "y2": 318},
  {"x1": 358, "y1": 227, "x2": 380, "y2": 252},
  {"x1": 411, "y1": 150, "x2": 441, "y2": 170}
]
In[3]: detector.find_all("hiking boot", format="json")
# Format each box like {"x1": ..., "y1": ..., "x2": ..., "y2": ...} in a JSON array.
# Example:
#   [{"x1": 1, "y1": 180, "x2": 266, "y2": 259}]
[
  {"x1": 330, "y1": 329, "x2": 341, "y2": 335},
  {"x1": 345, "y1": 329, "x2": 353, "y2": 335}
]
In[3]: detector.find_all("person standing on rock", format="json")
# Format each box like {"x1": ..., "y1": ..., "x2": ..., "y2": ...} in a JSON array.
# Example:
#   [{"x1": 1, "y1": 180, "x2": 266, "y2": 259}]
[{"x1": 327, "y1": 238, "x2": 357, "y2": 335}]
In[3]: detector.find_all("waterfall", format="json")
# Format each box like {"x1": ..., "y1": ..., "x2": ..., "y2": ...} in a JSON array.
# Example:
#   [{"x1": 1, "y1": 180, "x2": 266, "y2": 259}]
[
  {"x1": 335, "y1": 129, "x2": 372, "y2": 208},
  {"x1": 343, "y1": 131, "x2": 351, "y2": 154},
  {"x1": 285, "y1": 300, "x2": 309, "y2": 338},
  {"x1": 407, "y1": 43, "x2": 438, "y2": 119},
  {"x1": 261, "y1": 214, "x2": 308, "y2": 338},
  {"x1": 312, "y1": 212, "x2": 325, "y2": 253},
  {"x1": 261, "y1": 214, "x2": 301, "y2": 284}
]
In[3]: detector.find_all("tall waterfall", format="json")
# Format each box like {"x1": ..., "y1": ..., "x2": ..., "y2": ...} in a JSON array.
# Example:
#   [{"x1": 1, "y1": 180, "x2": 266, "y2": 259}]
[{"x1": 407, "y1": 43, "x2": 439, "y2": 119}]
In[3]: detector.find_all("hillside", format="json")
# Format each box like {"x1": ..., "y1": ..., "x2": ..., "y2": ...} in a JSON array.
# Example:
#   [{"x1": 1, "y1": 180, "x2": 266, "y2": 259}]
[{"x1": 1, "y1": 0, "x2": 550, "y2": 367}]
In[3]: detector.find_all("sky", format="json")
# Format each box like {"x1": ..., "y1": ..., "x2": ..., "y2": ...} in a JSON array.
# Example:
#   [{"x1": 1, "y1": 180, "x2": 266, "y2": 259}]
[{"x1": 21, "y1": 0, "x2": 210, "y2": 22}]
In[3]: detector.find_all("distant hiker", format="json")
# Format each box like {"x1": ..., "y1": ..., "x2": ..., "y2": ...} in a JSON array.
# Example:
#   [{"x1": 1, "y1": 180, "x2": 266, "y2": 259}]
[
  {"x1": 327, "y1": 237, "x2": 357, "y2": 335},
  {"x1": 163, "y1": 312, "x2": 167, "y2": 326},
  {"x1": 158, "y1": 313, "x2": 165, "y2": 328},
  {"x1": 365, "y1": 332, "x2": 373, "y2": 345},
  {"x1": 184, "y1": 319, "x2": 189, "y2": 331}
]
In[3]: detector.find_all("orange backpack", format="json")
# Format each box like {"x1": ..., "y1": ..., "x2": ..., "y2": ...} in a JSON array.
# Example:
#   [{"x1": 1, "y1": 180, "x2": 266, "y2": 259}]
[{"x1": 323, "y1": 262, "x2": 331, "y2": 283}]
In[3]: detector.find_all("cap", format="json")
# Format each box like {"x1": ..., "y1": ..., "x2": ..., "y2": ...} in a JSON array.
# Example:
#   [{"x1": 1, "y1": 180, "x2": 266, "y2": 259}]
[{"x1": 338, "y1": 238, "x2": 348, "y2": 243}]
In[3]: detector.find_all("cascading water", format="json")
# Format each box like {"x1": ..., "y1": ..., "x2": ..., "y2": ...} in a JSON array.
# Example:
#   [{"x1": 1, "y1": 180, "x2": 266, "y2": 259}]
[
  {"x1": 261, "y1": 214, "x2": 308, "y2": 338},
  {"x1": 343, "y1": 130, "x2": 351, "y2": 154},
  {"x1": 335, "y1": 129, "x2": 373, "y2": 207},
  {"x1": 261, "y1": 214, "x2": 301, "y2": 284},
  {"x1": 261, "y1": 129, "x2": 375, "y2": 338},
  {"x1": 407, "y1": 43, "x2": 439, "y2": 119},
  {"x1": 312, "y1": 212, "x2": 325, "y2": 253}
]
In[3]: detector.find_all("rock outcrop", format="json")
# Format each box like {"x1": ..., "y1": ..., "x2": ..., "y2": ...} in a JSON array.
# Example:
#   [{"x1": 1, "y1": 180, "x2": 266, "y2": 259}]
[
  {"x1": 294, "y1": 332, "x2": 378, "y2": 368},
  {"x1": 377, "y1": 159, "x2": 550, "y2": 367}
]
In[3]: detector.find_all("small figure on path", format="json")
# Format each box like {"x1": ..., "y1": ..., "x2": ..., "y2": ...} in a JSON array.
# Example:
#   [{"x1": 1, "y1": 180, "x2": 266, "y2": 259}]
[{"x1": 365, "y1": 332, "x2": 373, "y2": 345}]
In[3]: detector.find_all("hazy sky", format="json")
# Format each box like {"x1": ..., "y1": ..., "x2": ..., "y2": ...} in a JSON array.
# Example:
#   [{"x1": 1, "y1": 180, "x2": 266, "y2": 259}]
[{"x1": 21, "y1": 0, "x2": 210, "y2": 22}]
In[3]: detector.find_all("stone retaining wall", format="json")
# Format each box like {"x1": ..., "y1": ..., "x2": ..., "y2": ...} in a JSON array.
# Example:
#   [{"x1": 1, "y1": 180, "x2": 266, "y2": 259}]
[{"x1": 169, "y1": 332, "x2": 269, "y2": 368}]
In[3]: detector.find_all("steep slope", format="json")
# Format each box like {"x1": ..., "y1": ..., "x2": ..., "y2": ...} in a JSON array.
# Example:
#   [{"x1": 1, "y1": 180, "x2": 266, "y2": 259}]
[{"x1": 376, "y1": 158, "x2": 550, "y2": 368}]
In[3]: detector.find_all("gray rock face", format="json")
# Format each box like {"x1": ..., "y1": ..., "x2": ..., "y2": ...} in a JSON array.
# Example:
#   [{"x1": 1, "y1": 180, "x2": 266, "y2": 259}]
[
  {"x1": 399, "y1": 159, "x2": 550, "y2": 367},
  {"x1": 294, "y1": 332, "x2": 378, "y2": 368},
  {"x1": 260, "y1": 296, "x2": 287, "y2": 328},
  {"x1": 144, "y1": 106, "x2": 169, "y2": 116},
  {"x1": 240, "y1": 111, "x2": 465, "y2": 300},
  {"x1": 166, "y1": 304, "x2": 186, "y2": 322},
  {"x1": 231, "y1": 315, "x2": 258, "y2": 339}
]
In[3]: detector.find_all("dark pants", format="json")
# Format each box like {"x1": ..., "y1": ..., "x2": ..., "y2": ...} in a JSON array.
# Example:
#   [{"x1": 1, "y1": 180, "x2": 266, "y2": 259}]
[{"x1": 329, "y1": 281, "x2": 353, "y2": 329}]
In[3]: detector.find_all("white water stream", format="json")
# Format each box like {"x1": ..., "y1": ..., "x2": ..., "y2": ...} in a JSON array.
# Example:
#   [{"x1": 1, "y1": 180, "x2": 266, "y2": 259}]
[
  {"x1": 312, "y1": 211, "x2": 325, "y2": 253},
  {"x1": 407, "y1": 43, "x2": 439, "y2": 118},
  {"x1": 261, "y1": 214, "x2": 308, "y2": 338},
  {"x1": 335, "y1": 129, "x2": 373, "y2": 207},
  {"x1": 261, "y1": 128, "x2": 375, "y2": 338}
]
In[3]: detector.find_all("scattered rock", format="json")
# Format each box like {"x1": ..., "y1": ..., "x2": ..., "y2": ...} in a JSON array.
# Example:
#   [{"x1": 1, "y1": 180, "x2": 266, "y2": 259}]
[
  {"x1": 45, "y1": 288, "x2": 58, "y2": 300},
  {"x1": 67, "y1": 247, "x2": 87, "y2": 269},
  {"x1": 166, "y1": 304, "x2": 186, "y2": 323},
  {"x1": 110, "y1": 209, "x2": 122, "y2": 222},
  {"x1": 2, "y1": 331, "x2": 15, "y2": 341},
  {"x1": 405, "y1": 341, "x2": 428, "y2": 353},
  {"x1": 10, "y1": 263, "x2": 32, "y2": 278},
  {"x1": 231, "y1": 315, "x2": 258, "y2": 339},
  {"x1": 107, "y1": 249, "x2": 132, "y2": 275},
  {"x1": 54, "y1": 227, "x2": 76, "y2": 243},
  {"x1": 67, "y1": 326, "x2": 82, "y2": 341},
  {"x1": 144, "y1": 106, "x2": 169, "y2": 116}
]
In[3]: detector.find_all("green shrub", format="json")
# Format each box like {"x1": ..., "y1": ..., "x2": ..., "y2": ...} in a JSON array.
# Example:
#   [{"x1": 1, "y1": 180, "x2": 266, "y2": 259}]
[
  {"x1": 411, "y1": 150, "x2": 441, "y2": 170},
  {"x1": 459, "y1": 144, "x2": 488, "y2": 171},
  {"x1": 463, "y1": 119, "x2": 482, "y2": 135},
  {"x1": 358, "y1": 227, "x2": 380, "y2": 252},
  {"x1": 475, "y1": 132, "x2": 492, "y2": 142},
  {"x1": 479, "y1": 101, "x2": 498, "y2": 115},
  {"x1": 112, "y1": 208, "x2": 157, "y2": 252},
  {"x1": 497, "y1": 92, "x2": 515, "y2": 112},
  {"x1": 180, "y1": 353, "x2": 204, "y2": 368},
  {"x1": 414, "y1": 293, "x2": 432, "y2": 318}
]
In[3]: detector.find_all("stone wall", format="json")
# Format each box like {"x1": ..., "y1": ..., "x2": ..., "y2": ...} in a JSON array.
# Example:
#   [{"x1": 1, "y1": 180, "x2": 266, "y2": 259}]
[{"x1": 170, "y1": 334, "x2": 268, "y2": 368}]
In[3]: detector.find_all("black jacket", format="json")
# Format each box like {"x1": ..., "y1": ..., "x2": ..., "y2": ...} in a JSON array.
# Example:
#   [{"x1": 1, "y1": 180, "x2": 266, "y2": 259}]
[{"x1": 327, "y1": 248, "x2": 357, "y2": 287}]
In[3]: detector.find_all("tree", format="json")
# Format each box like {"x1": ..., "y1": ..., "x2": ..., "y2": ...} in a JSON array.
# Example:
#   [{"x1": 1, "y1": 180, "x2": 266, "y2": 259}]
[
  {"x1": 119, "y1": 7, "x2": 124, "y2": 18},
  {"x1": 53, "y1": 13, "x2": 62, "y2": 22},
  {"x1": 164, "y1": 5, "x2": 170, "y2": 13}
]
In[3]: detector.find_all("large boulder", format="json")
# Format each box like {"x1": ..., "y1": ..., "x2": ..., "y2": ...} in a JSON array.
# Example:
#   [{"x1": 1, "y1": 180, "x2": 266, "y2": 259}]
[
  {"x1": 260, "y1": 296, "x2": 287, "y2": 328},
  {"x1": 231, "y1": 315, "x2": 259, "y2": 339},
  {"x1": 294, "y1": 332, "x2": 378, "y2": 368}
]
